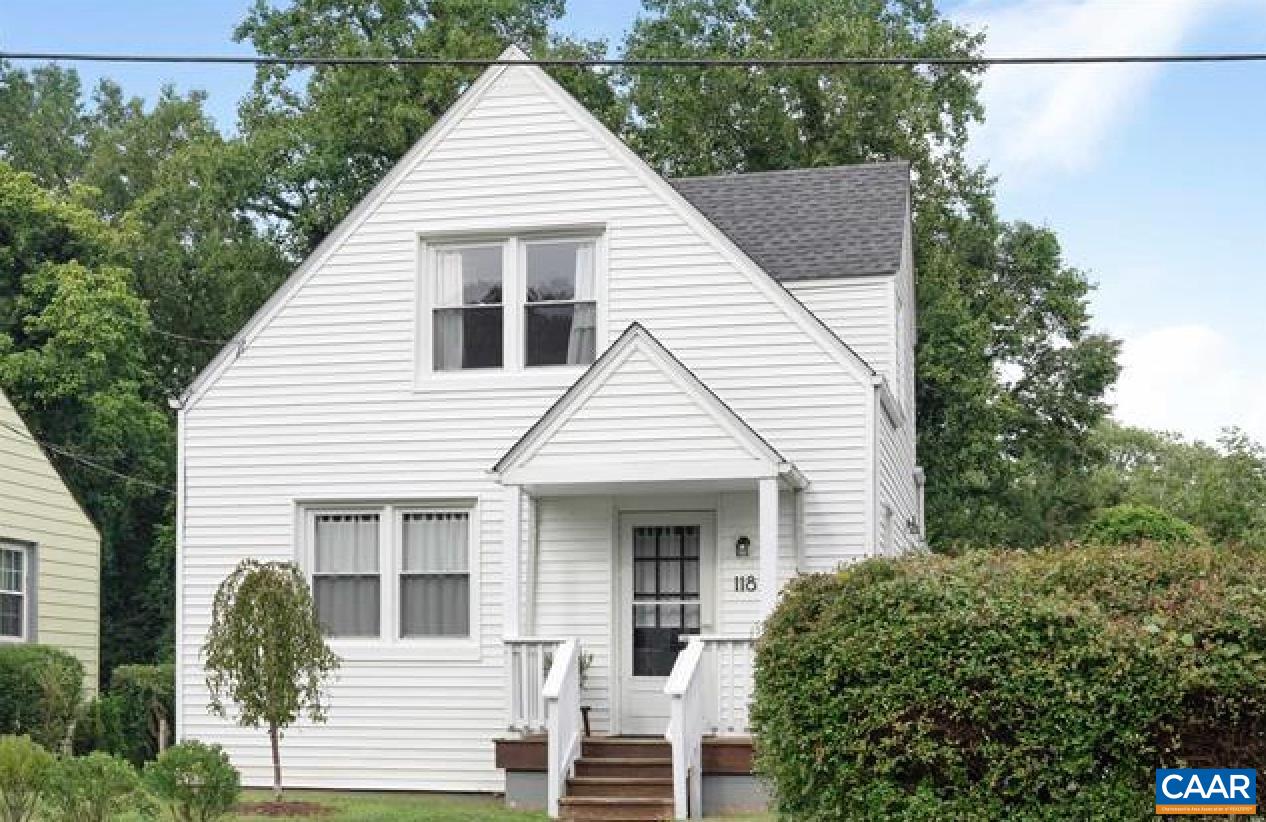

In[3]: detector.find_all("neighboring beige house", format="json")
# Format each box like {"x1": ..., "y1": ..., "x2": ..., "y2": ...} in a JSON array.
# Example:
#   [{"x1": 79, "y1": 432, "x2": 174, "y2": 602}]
[{"x1": 0, "y1": 386, "x2": 100, "y2": 694}]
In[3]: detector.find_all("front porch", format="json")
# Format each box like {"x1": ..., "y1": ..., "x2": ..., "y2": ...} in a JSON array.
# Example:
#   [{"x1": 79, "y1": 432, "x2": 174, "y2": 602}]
[{"x1": 490, "y1": 324, "x2": 804, "y2": 820}]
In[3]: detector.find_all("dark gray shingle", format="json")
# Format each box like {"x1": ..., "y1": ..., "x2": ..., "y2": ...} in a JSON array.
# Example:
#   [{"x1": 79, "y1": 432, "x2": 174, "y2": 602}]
[{"x1": 669, "y1": 161, "x2": 910, "y2": 282}]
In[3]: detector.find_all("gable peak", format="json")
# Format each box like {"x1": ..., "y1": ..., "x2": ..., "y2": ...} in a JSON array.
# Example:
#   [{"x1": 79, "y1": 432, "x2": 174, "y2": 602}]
[{"x1": 498, "y1": 44, "x2": 531, "y2": 62}]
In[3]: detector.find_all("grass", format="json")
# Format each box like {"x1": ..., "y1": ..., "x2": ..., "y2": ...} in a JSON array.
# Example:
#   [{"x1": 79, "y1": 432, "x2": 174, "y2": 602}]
[{"x1": 232, "y1": 790, "x2": 775, "y2": 821}]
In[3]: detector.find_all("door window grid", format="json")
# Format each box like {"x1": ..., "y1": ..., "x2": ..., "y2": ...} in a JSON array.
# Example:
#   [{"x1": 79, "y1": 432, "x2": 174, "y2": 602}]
[{"x1": 632, "y1": 525, "x2": 701, "y2": 677}]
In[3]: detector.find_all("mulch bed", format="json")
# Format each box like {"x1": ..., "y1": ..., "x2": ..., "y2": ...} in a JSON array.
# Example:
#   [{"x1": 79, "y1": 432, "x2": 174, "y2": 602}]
[{"x1": 235, "y1": 801, "x2": 334, "y2": 818}]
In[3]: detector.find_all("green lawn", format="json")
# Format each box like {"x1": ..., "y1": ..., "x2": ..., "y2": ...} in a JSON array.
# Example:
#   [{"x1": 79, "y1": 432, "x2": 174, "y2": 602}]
[{"x1": 233, "y1": 790, "x2": 774, "y2": 821}]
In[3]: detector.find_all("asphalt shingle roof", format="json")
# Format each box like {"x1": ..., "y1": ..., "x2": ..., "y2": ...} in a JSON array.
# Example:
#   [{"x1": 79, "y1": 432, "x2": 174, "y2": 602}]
[{"x1": 669, "y1": 161, "x2": 910, "y2": 282}]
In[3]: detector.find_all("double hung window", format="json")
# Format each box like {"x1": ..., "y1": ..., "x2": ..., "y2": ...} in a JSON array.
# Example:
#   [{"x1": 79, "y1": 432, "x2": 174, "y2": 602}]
[
  {"x1": 425, "y1": 234, "x2": 600, "y2": 375},
  {"x1": 305, "y1": 505, "x2": 475, "y2": 644}
]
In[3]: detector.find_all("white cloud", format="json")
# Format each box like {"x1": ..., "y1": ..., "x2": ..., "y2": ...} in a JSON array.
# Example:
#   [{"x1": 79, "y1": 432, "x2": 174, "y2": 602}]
[
  {"x1": 953, "y1": 0, "x2": 1236, "y2": 181},
  {"x1": 1110, "y1": 324, "x2": 1266, "y2": 444}
]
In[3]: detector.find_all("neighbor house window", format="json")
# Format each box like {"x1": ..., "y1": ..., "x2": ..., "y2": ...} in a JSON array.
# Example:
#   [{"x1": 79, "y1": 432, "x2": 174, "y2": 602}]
[
  {"x1": 433, "y1": 245, "x2": 504, "y2": 371},
  {"x1": 423, "y1": 234, "x2": 600, "y2": 374},
  {"x1": 0, "y1": 542, "x2": 28, "y2": 641},
  {"x1": 304, "y1": 504, "x2": 476, "y2": 644},
  {"x1": 400, "y1": 512, "x2": 470, "y2": 637},
  {"x1": 525, "y1": 240, "x2": 596, "y2": 366},
  {"x1": 312, "y1": 513, "x2": 381, "y2": 638}
]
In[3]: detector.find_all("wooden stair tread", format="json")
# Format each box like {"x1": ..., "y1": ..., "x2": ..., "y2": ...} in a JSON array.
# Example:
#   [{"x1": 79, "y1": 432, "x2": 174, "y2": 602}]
[
  {"x1": 576, "y1": 756, "x2": 672, "y2": 765},
  {"x1": 561, "y1": 797, "x2": 673, "y2": 805},
  {"x1": 569, "y1": 777, "x2": 672, "y2": 784}
]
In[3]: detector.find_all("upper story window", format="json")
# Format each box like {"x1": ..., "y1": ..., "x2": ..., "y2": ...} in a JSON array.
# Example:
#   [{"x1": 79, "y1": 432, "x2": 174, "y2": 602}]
[
  {"x1": 0, "y1": 542, "x2": 28, "y2": 641},
  {"x1": 422, "y1": 233, "x2": 602, "y2": 377},
  {"x1": 433, "y1": 245, "x2": 504, "y2": 371},
  {"x1": 525, "y1": 240, "x2": 596, "y2": 366}
]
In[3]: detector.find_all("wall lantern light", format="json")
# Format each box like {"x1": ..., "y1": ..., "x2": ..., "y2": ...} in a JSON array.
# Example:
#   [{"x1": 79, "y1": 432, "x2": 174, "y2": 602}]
[{"x1": 735, "y1": 536, "x2": 751, "y2": 558}]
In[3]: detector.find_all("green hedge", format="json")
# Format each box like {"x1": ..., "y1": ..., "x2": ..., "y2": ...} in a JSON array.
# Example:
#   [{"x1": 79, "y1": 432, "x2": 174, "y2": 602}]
[
  {"x1": 1086, "y1": 504, "x2": 1202, "y2": 547},
  {"x1": 74, "y1": 663, "x2": 174, "y2": 765},
  {"x1": 752, "y1": 543, "x2": 1266, "y2": 820},
  {"x1": 0, "y1": 644, "x2": 83, "y2": 750}
]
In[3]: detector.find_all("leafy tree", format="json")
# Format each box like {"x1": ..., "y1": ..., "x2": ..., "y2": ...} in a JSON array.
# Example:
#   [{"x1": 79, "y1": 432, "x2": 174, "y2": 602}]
[
  {"x1": 622, "y1": 0, "x2": 1121, "y2": 549},
  {"x1": 232, "y1": 0, "x2": 622, "y2": 255},
  {"x1": 0, "y1": 164, "x2": 173, "y2": 670},
  {"x1": 0, "y1": 62, "x2": 91, "y2": 188},
  {"x1": 203, "y1": 560, "x2": 339, "y2": 802},
  {"x1": 1091, "y1": 422, "x2": 1266, "y2": 548}
]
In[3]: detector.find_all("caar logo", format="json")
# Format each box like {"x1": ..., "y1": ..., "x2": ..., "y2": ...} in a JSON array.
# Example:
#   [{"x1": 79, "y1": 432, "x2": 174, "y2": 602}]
[{"x1": 1155, "y1": 768, "x2": 1256, "y2": 815}]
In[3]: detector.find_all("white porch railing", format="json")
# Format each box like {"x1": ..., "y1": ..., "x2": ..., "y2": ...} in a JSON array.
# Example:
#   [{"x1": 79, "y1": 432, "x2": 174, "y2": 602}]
[
  {"x1": 505, "y1": 637, "x2": 564, "y2": 733},
  {"x1": 665, "y1": 637, "x2": 707, "y2": 820},
  {"x1": 701, "y1": 635, "x2": 756, "y2": 735},
  {"x1": 543, "y1": 638, "x2": 583, "y2": 819}
]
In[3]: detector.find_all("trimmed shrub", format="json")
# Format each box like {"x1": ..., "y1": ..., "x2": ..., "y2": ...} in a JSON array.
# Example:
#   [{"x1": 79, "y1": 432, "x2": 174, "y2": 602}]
[
  {"x1": 0, "y1": 645, "x2": 83, "y2": 751},
  {"x1": 143, "y1": 741, "x2": 240, "y2": 822},
  {"x1": 0, "y1": 735, "x2": 53, "y2": 822},
  {"x1": 1086, "y1": 503, "x2": 1202, "y2": 546},
  {"x1": 752, "y1": 543, "x2": 1266, "y2": 820},
  {"x1": 44, "y1": 752, "x2": 149, "y2": 822},
  {"x1": 109, "y1": 664, "x2": 175, "y2": 765},
  {"x1": 71, "y1": 698, "x2": 127, "y2": 759}
]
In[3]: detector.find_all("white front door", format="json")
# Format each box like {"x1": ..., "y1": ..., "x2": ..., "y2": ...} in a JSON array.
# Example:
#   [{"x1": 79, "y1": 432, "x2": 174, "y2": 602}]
[{"x1": 617, "y1": 512, "x2": 714, "y2": 735}]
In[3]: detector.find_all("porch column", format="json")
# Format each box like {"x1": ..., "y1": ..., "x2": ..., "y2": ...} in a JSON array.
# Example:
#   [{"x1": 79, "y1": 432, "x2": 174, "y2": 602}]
[
  {"x1": 759, "y1": 477, "x2": 779, "y2": 620},
  {"x1": 502, "y1": 484, "x2": 522, "y2": 638}
]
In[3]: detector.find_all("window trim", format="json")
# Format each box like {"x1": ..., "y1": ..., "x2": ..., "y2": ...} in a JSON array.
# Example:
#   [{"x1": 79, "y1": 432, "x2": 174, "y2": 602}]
[
  {"x1": 0, "y1": 540, "x2": 32, "y2": 643},
  {"x1": 296, "y1": 500, "x2": 481, "y2": 660},
  {"x1": 416, "y1": 227, "x2": 607, "y2": 386}
]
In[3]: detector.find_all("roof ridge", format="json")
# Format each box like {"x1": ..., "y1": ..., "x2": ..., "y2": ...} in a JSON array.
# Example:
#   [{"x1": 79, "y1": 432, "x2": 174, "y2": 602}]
[{"x1": 668, "y1": 159, "x2": 910, "y2": 182}]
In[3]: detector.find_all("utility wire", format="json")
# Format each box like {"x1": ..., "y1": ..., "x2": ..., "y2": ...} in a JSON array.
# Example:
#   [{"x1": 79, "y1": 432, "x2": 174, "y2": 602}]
[
  {"x1": 3, "y1": 51, "x2": 1266, "y2": 68},
  {"x1": 0, "y1": 421, "x2": 175, "y2": 495},
  {"x1": 150, "y1": 327, "x2": 230, "y2": 346}
]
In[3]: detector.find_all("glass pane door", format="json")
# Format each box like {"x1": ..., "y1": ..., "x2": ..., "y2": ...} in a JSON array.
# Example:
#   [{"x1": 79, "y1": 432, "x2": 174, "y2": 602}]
[{"x1": 631, "y1": 525, "x2": 701, "y2": 676}]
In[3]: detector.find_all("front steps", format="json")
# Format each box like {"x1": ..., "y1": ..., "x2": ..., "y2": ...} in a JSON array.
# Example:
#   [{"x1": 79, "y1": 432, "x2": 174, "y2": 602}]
[{"x1": 560, "y1": 738, "x2": 675, "y2": 821}]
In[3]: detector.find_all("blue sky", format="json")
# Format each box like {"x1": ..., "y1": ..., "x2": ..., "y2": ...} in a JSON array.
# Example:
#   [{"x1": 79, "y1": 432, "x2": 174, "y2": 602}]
[{"x1": 2, "y1": 0, "x2": 1264, "y2": 443}]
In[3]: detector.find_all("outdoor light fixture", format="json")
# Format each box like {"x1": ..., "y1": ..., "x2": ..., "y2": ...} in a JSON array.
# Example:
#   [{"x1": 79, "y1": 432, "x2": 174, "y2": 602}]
[{"x1": 735, "y1": 536, "x2": 751, "y2": 557}]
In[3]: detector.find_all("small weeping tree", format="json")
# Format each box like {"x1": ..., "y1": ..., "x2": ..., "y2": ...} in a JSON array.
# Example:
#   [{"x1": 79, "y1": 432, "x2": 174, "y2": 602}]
[{"x1": 203, "y1": 560, "x2": 339, "y2": 802}]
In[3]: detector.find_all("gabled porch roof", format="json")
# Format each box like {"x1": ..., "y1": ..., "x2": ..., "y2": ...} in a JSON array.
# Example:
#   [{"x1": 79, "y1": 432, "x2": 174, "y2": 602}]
[{"x1": 491, "y1": 323, "x2": 805, "y2": 493}]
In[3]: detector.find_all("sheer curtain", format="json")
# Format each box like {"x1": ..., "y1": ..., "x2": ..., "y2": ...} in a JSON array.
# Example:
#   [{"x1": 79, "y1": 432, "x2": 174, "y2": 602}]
[
  {"x1": 313, "y1": 514, "x2": 380, "y2": 637},
  {"x1": 400, "y1": 512, "x2": 470, "y2": 637},
  {"x1": 434, "y1": 251, "x2": 465, "y2": 370},
  {"x1": 566, "y1": 243, "x2": 596, "y2": 365}
]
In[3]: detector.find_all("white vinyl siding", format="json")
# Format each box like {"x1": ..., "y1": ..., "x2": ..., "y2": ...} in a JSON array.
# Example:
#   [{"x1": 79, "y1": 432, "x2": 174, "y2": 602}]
[
  {"x1": 786, "y1": 277, "x2": 896, "y2": 383},
  {"x1": 179, "y1": 62, "x2": 872, "y2": 791},
  {"x1": 0, "y1": 390, "x2": 99, "y2": 692}
]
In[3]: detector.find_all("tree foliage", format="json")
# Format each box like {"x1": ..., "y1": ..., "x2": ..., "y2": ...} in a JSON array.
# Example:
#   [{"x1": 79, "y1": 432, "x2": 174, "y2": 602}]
[
  {"x1": 623, "y1": 0, "x2": 1121, "y2": 549},
  {"x1": 203, "y1": 560, "x2": 339, "y2": 801}
]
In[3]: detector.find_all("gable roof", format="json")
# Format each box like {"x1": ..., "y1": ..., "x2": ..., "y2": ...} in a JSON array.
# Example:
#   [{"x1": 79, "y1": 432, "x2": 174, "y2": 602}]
[
  {"x1": 670, "y1": 162, "x2": 910, "y2": 281},
  {"x1": 493, "y1": 323, "x2": 804, "y2": 488},
  {"x1": 179, "y1": 45, "x2": 879, "y2": 409}
]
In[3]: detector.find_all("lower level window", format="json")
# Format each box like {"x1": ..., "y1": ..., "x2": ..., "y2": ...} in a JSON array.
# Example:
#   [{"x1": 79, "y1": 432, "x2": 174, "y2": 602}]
[
  {"x1": 305, "y1": 504, "x2": 474, "y2": 642},
  {"x1": 0, "y1": 543, "x2": 27, "y2": 640},
  {"x1": 312, "y1": 513, "x2": 381, "y2": 638},
  {"x1": 400, "y1": 512, "x2": 470, "y2": 637}
]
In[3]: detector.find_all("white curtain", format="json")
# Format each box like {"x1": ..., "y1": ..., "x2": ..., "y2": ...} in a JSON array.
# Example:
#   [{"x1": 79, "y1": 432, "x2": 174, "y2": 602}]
[
  {"x1": 313, "y1": 514, "x2": 380, "y2": 637},
  {"x1": 434, "y1": 251, "x2": 465, "y2": 370},
  {"x1": 566, "y1": 243, "x2": 596, "y2": 364},
  {"x1": 401, "y1": 513, "x2": 470, "y2": 637}
]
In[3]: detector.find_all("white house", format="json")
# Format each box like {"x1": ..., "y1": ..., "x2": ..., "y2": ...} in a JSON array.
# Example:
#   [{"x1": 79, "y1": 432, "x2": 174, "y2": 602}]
[{"x1": 174, "y1": 46, "x2": 922, "y2": 820}]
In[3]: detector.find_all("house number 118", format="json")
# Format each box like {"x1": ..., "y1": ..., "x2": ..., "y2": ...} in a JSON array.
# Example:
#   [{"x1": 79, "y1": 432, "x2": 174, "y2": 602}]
[{"x1": 733, "y1": 574, "x2": 757, "y2": 592}]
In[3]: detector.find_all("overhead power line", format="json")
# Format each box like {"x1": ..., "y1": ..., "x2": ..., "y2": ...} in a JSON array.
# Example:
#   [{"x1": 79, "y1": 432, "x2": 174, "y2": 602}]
[
  {"x1": 150, "y1": 327, "x2": 230, "y2": 346},
  {"x1": 0, "y1": 421, "x2": 175, "y2": 496},
  {"x1": 3, "y1": 51, "x2": 1266, "y2": 68}
]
